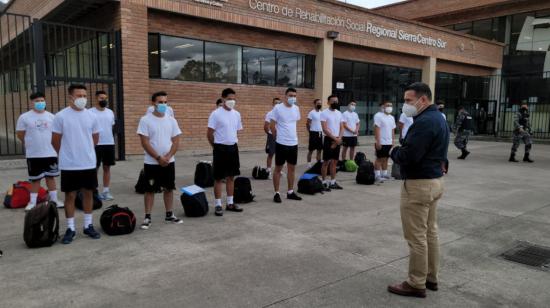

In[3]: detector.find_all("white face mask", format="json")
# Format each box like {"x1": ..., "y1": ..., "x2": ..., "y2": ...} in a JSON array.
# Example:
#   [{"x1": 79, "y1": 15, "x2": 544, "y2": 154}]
[
  {"x1": 225, "y1": 100, "x2": 236, "y2": 110},
  {"x1": 402, "y1": 102, "x2": 418, "y2": 117},
  {"x1": 349, "y1": 105, "x2": 356, "y2": 112},
  {"x1": 74, "y1": 97, "x2": 87, "y2": 110},
  {"x1": 385, "y1": 106, "x2": 393, "y2": 114}
]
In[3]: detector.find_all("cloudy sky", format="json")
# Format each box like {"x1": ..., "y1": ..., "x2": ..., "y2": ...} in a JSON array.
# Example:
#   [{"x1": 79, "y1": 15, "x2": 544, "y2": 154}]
[{"x1": 338, "y1": 0, "x2": 404, "y2": 8}]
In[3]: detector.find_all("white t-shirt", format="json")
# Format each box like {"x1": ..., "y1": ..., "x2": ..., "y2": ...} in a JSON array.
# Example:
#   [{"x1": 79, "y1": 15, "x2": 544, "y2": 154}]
[
  {"x1": 52, "y1": 107, "x2": 99, "y2": 170},
  {"x1": 307, "y1": 109, "x2": 322, "y2": 132},
  {"x1": 16, "y1": 110, "x2": 57, "y2": 158},
  {"x1": 207, "y1": 107, "x2": 243, "y2": 145},
  {"x1": 373, "y1": 112, "x2": 396, "y2": 145},
  {"x1": 137, "y1": 113, "x2": 182, "y2": 165},
  {"x1": 320, "y1": 109, "x2": 344, "y2": 137},
  {"x1": 342, "y1": 110, "x2": 360, "y2": 137},
  {"x1": 146, "y1": 105, "x2": 175, "y2": 118},
  {"x1": 265, "y1": 110, "x2": 274, "y2": 134},
  {"x1": 89, "y1": 107, "x2": 115, "y2": 145},
  {"x1": 399, "y1": 113, "x2": 414, "y2": 138},
  {"x1": 271, "y1": 103, "x2": 301, "y2": 146}
]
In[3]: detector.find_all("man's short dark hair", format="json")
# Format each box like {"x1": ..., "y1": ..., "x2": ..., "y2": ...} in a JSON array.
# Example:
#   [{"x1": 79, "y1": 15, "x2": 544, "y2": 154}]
[
  {"x1": 404, "y1": 82, "x2": 432, "y2": 101},
  {"x1": 437, "y1": 100, "x2": 445, "y2": 105},
  {"x1": 285, "y1": 87, "x2": 297, "y2": 95},
  {"x1": 95, "y1": 90, "x2": 107, "y2": 96},
  {"x1": 29, "y1": 92, "x2": 45, "y2": 100},
  {"x1": 273, "y1": 97, "x2": 280, "y2": 102},
  {"x1": 349, "y1": 100, "x2": 356, "y2": 104},
  {"x1": 151, "y1": 91, "x2": 167, "y2": 102},
  {"x1": 327, "y1": 94, "x2": 338, "y2": 101},
  {"x1": 221, "y1": 88, "x2": 236, "y2": 98},
  {"x1": 216, "y1": 98, "x2": 223, "y2": 106},
  {"x1": 457, "y1": 105, "x2": 464, "y2": 111},
  {"x1": 68, "y1": 84, "x2": 87, "y2": 94}
]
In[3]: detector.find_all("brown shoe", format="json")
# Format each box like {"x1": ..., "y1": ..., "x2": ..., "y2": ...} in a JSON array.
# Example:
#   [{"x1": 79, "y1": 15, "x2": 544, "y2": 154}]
[
  {"x1": 426, "y1": 281, "x2": 438, "y2": 291},
  {"x1": 387, "y1": 281, "x2": 426, "y2": 298}
]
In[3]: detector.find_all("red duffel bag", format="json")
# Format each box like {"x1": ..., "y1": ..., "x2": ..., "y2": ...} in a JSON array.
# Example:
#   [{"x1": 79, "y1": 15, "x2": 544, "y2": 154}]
[{"x1": 4, "y1": 181, "x2": 48, "y2": 209}]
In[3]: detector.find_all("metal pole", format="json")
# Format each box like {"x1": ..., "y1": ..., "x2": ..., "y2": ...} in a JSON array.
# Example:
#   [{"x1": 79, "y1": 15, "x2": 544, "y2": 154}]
[{"x1": 32, "y1": 18, "x2": 45, "y2": 94}]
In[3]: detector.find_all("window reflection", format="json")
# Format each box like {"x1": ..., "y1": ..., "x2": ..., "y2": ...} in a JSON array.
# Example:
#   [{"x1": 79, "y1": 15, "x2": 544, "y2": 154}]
[
  {"x1": 242, "y1": 47, "x2": 275, "y2": 86},
  {"x1": 276, "y1": 51, "x2": 304, "y2": 87},
  {"x1": 205, "y1": 42, "x2": 241, "y2": 83},
  {"x1": 160, "y1": 36, "x2": 204, "y2": 81}
]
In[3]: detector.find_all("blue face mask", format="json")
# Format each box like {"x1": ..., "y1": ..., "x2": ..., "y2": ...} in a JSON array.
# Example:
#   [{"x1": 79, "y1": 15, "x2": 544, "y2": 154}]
[
  {"x1": 287, "y1": 97, "x2": 297, "y2": 105},
  {"x1": 156, "y1": 103, "x2": 167, "y2": 114},
  {"x1": 34, "y1": 101, "x2": 46, "y2": 111}
]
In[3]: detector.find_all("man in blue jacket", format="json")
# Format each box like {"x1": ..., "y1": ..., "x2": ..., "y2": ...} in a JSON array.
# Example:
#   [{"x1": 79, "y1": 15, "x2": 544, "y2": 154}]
[{"x1": 387, "y1": 82, "x2": 450, "y2": 298}]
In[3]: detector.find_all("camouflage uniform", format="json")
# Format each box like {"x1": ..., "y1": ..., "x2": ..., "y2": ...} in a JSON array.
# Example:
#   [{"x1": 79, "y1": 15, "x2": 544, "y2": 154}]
[
  {"x1": 510, "y1": 108, "x2": 533, "y2": 162},
  {"x1": 453, "y1": 110, "x2": 473, "y2": 157}
]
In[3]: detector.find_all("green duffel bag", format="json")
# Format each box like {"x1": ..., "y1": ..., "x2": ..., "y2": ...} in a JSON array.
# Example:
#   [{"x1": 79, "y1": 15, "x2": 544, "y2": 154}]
[{"x1": 344, "y1": 160, "x2": 358, "y2": 172}]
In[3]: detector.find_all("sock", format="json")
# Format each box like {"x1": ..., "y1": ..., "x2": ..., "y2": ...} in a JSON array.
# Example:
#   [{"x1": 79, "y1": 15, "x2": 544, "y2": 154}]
[
  {"x1": 102, "y1": 187, "x2": 110, "y2": 193},
  {"x1": 227, "y1": 196, "x2": 234, "y2": 205},
  {"x1": 29, "y1": 193, "x2": 38, "y2": 205},
  {"x1": 375, "y1": 170, "x2": 381, "y2": 177},
  {"x1": 48, "y1": 190, "x2": 57, "y2": 202},
  {"x1": 67, "y1": 217, "x2": 75, "y2": 231},
  {"x1": 323, "y1": 180, "x2": 328, "y2": 185},
  {"x1": 267, "y1": 167, "x2": 271, "y2": 172},
  {"x1": 382, "y1": 170, "x2": 388, "y2": 177},
  {"x1": 166, "y1": 211, "x2": 173, "y2": 218},
  {"x1": 215, "y1": 199, "x2": 222, "y2": 207},
  {"x1": 84, "y1": 214, "x2": 93, "y2": 228},
  {"x1": 288, "y1": 190, "x2": 294, "y2": 194},
  {"x1": 330, "y1": 179, "x2": 336, "y2": 185},
  {"x1": 275, "y1": 191, "x2": 280, "y2": 195},
  {"x1": 145, "y1": 213, "x2": 151, "y2": 220}
]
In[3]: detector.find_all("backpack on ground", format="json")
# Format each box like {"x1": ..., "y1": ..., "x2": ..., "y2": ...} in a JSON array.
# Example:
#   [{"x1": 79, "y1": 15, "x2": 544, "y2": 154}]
[
  {"x1": 234, "y1": 177, "x2": 255, "y2": 204},
  {"x1": 354, "y1": 152, "x2": 367, "y2": 165},
  {"x1": 356, "y1": 160, "x2": 375, "y2": 185},
  {"x1": 180, "y1": 185, "x2": 209, "y2": 217},
  {"x1": 100, "y1": 205, "x2": 136, "y2": 235},
  {"x1": 75, "y1": 190, "x2": 103, "y2": 210},
  {"x1": 344, "y1": 160, "x2": 358, "y2": 172},
  {"x1": 4, "y1": 181, "x2": 48, "y2": 209},
  {"x1": 252, "y1": 166, "x2": 269, "y2": 180},
  {"x1": 194, "y1": 161, "x2": 214, "y2": 188},
  {"x1": 23, "y1": 201, "x2": 59, "y2": 248},
  {"x1": 336, "y1": 160, "x2": 346, "y2": 173},
  {"x1": 305, "y1": 161, "x2": 323, "y2": 175},
  {"x1": 298, "y1": 173, "x2": 324, "y2": 195},
  {"x1": 391, "y1": 163, "x2": 402, "y2": 180}
]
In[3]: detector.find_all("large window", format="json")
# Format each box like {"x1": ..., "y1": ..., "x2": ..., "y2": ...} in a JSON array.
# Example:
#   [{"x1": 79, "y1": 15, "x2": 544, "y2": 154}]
[{"x1": 148, "y1": 33, "x2": 315, "y2": 88}]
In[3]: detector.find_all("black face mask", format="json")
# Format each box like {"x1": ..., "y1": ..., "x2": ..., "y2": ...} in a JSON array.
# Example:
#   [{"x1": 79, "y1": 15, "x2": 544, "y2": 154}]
[
  {"x1": 521, "y1": 107, "x2": 528, "y2": 112},
  {"x1": 315, "y1": 104, "x2": 322, "y2": 110},
  {"x1": 330, "y1": 102, "x2": 339, "y2": 110},
  {"x1": 99, "y1": 100, "x2": 108, "y2": 108}
]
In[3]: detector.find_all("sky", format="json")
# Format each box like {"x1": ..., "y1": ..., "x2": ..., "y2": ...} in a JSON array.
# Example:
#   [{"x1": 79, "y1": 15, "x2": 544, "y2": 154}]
[{"x1": 338, "y1": 0, "x2": 404, "y2": 9}]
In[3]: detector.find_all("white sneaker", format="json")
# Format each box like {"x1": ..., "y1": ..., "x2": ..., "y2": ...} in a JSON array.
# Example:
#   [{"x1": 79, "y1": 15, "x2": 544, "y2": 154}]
[
  {"x1": 24, "y1": 203, "x2": 36, "y2": 212},
  {"x1": 141, "y1": 218, "x2": 152, "y2": 230},
  {"x1": 102, "y1": 192, "x2": 114, "y2": 201},
  {"x1": 53, "y1": 200, "x2": 64, "y2": 208},
  {"x1": 375, "y1": 176, "x2": 385, "y2": 183},
  {"x1": 382, "y1": 174, "x2": 392, "y2": 180}
]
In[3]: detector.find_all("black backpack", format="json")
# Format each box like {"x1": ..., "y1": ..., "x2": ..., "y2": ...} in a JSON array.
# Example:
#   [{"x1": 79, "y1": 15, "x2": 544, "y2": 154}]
[
  {"x1": 194, "y1": 161, "x2": 214, "y2": 188},
  {"x1": 75, "y1": 190, "x2": 103, "y2": 210},
  {"x1": 252, "y1": 166, "x2": 269, "y2": 180},
  {"x1": 100, "y1": 205, "x2": 136, "y2": 236},
  {"x1": 180, "y1": 185, "x2": 209, "y2": 217},
  {"x1": 24, "y1": 201, "x2": 59, "y2": 248},
  {"x1": 354, "y1": 152, "x2": 367, "y2": 165},
  {"x1": 298, "y1": 174, "x2": 324, "y2": 195},
  {"x1": 356, "y1": 160, "x2": 375, "y2": 185},
  {"x1": 391, "y1": 163, "x2": 402, "y2": 180},
  {"x1": 234, "y1": 177, "x2": 255, "y2": 204},
  {"x1": 336, "y1": 160, "x2": 346, "y2": 173},
  {"x1": 305, "y1": 161, "x2": 323, "y2": 175}
]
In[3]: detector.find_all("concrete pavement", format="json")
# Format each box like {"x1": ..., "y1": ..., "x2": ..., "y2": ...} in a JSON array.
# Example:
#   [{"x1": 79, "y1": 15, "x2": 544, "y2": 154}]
[{"x1": 0, "y1": 139, "x2": 549, "y2": 308}]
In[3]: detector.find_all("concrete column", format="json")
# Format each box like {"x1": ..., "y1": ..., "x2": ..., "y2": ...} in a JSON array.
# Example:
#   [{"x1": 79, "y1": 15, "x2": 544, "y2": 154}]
[
  {"x1": 422, "y1": 56, "x2": 437, "y2": 97},
  {"x1": 315, "y1": 38, "x2": 334, "y2": 105}
]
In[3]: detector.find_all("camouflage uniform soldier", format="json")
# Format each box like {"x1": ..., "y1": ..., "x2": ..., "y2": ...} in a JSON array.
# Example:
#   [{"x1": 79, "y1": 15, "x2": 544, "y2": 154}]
[
  {"x1": 453, "y1": 106, "x2": 473, "y2": 159},
  {"x1": 509, "y1": 103, "x2": 534, "y2": 163}
]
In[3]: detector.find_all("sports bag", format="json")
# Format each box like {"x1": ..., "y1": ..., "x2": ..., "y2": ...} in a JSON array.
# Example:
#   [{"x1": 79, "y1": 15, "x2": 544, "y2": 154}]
[
  {"x1": 180, "y1": 185, "x2": 209, "y2": 217},
  {"x1": 4, "y1": 181, "x2": 48, "y2": 209},
  {"x1": 75, "y1": 190, "x2": 103, "y2": 211},
  {"x1": 100, "y1": 205, "x2": 136, "y2": 235},
  {"x1": 234, "y1": 177, "x2": 255, "y2": 204},
  {"x1": 356, "y1": 160, "x2": 375, "y2": 185},
  {"x1": 298, "y1": 173, "x2": 324, "y2": 195},
  {"x1": 305, "y1": 161, "x2": 323, "y2": 175},
  {"x1": 194, "y1": 161, "x2": 214, "y2": 188},
  {"x1": 336, "y1": 160, "x2": 345, "y2": 173},
  {"x1": 354, "y1": 152, "x2": 367, "y2": 165},
  {"x1": 344, "y1": 160, "x2": 358, "y2": 172},
  {"x1": 23, "y1": 201, "x2": 59, "y2": 248},
  {"x1": 391, "y1": 163, "x2": 402, "y2": 180},
  {"x1": 252, "y1": 166, "x2": 269, "y2": 180}
]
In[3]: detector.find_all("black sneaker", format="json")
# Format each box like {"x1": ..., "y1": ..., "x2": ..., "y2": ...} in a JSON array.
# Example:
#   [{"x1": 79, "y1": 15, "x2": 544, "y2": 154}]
[
  {"x1": 329, "y1": 182, "x2": 343, "y2": 190},
  {"x1": 140, "y1": 218, "x2": 151, "y2": 230},
  {"x1": 226, "y1": 204, "x2": 243, "y2": 212},
  {"x1": 287, "y1": 192, "x2": 302, "y2": 201},
  {"x1": 83, "y1": 225, "x2": 101, "y2": 239},
  {"x1": 165, "y1": 214, "x2": 183, "y2": 224},
  {"x1": 273, "y1": 193, "x2": 282, "y2": 203},
  {"x1": 323, "y1": 183, "x2": 331, "y2": 192},
  {"x1": 61, "y1": 228, "x2": 76, "y2": 244},
  {"x1": 215, "y1": 206, "x2": 224, "y2": 216}
]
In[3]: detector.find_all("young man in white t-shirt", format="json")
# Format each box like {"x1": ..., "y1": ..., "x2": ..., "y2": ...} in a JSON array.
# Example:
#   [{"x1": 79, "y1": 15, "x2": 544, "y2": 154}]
[
  {"x1": 306, "y1": 98, "x2": 323, "y2": 168},
  {"x1": 89, "y1": 90, "x2": 116, "y2": 201},
  {"x1": 146, "y1": 102, "x2": 175, "y2": 117},
  {"x1": 16, "y1": 92, "x2": 63, "y2": 211},
  {"x1": 264, "y1": 97, "x2": 280, "y2": 174},
  {"x1": 52, "y1": 84, "x2": 101, "y2": 244},
  {"x1": 321, "y1": 94, "x2": 345, "y2": 191},
  {"x1": 341, "y1": 100, "x2": 361, "y2": 161},
  {"x1": 207, "y1": 88, "x2": 244, "y2": 216},
  {"x1": 373, "y1": 101, "x2": 396, "y2": 182},
  {"x1": 270, "y1": 88, "x2": 303, "y2": 203},
  {"x1": 137, "y1": 91, "x2": 183, "y2": 229},
  {"x1": 398, "y1": 112, "x2": 414, "y2": 144}
]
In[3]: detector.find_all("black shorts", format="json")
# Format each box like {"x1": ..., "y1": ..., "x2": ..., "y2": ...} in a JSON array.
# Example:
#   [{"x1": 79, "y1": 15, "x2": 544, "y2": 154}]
[
  {"x1": 275, "y1": 143, "x2": 298, "y2": 166},
  {"x1": 213, "y1": 144, "x2": 241, "y2": 181},
  {"x1": 375, "y1": 145, "x2": 393, "y2": 158},
  {"x1": 322, "y1": 138, "x2": 341, "y2": 161},
  {"x1": 61, "y1": 169, "x2": 98, "y2": 192},
  {"x1": 143, "y1": 162, "x2": 176, "y2": 192},
  {"x1": 265, "y1": 134, "x2": 276, "y2": 156},
  {"x1": 95, "y1": 145, "x2": 116, "y2": 167},
  {"x1": 308, "y1": 131, "x2": 323, "y2": 151},
  {"x1": 342, "y1": 136, "x2": 358, "y2": 148},
  {"x1": 27, "y1": 157, "x2": 59, "y2": 181}
]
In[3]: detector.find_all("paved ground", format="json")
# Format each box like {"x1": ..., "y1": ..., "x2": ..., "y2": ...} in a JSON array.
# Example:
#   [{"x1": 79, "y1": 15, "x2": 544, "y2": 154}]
[{"x1": 1, "y1": 139, "x2": 549, "y2": 308}]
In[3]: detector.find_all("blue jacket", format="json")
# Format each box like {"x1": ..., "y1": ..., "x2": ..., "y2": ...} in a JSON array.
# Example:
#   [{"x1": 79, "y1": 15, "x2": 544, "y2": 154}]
[{"x1": 391, "y1": 104, "x2": 449, "y2": 179}]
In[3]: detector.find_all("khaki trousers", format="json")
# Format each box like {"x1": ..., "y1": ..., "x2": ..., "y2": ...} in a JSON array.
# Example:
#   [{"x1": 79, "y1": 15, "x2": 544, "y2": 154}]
[{"x1": 400, "y1": 178, "x2": 445, "y2": 289}]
